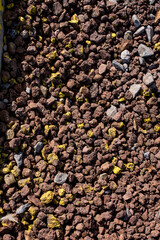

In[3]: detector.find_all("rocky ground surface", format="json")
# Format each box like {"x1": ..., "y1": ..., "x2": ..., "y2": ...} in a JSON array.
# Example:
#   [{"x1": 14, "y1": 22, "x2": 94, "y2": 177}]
[{"x1": 0, "y1": 0, "x2": 160, "y2": 239}]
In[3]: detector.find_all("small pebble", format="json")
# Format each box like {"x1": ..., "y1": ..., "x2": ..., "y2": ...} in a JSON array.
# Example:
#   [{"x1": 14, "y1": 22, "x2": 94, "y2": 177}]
[
  {"x1": 121, "y1": 50, "x2": 130, "y2": 63},
  {"x1": 124, "y1": 31, "x2": 132, "y2": 40},
  {"x1": 129, "y1": 84, "x2": 141, "y2": 98},
  {"x1": 150, "y1": 14, "x2": 155, "y2": 20},
  {"x1": 16, "y1": 203, "x2": 31, "y2": 215},
  {"x1": 149, "y1": 0, "x2": 155, "y2": 4},
  {"x1": 143, "y1": 72, "x2": 154, "y2": 86},
  {"x1": 133, "y1": 26, "x2": 145, "y2": 37},
  {"x1": 106, "y1": 105, "x2": 117, "y2": 119},
  {"x1": 26, "y1": 87, "x2": 31, "y2": 94},
  {"x1": 54, "y1": 173, "x2": 68, "y2": 184},
  {"x1": 34, "y1": 142, "x2": 43, "y2": 154},
  {"x1": 112, "y1": 60, "x2": 125, "y2": 72},
  {"x1": 138, "y1": 44, "x2": 154, "y2": 58},
  {"x1": 144, "y1": 152, "x2": 150, "y2": 160},
  {"x1": 145, "y1": 25, "x2": 153, "y2": 43},
  {"x1": 132, "y1": 15, "x2": 141, "y2": 28},
  {"x1": 4, "y1": 174, "x2": 16, "y2": 185},
  {"x1": 14, "y1": 153, "x2": 23, "y2": 168},
  {"x1": 139, "y1": 57, "x2": 146, "y2": 66},
  {"x1": 3, "y1": 99, "x2": 9, "y2": 103}
]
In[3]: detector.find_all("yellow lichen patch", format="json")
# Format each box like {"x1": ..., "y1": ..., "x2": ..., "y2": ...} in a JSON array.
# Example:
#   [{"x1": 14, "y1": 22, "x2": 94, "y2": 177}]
[
  {"x1": 65, "y1": 112, "x2": 71, "y2": 117},
  {"x1": 139, "y1": 127, "x2": 147, "y2": 134},
  {"x1": 40, "y1": 191, "x2": 54, "y2": 204},
  {"x1": 144, "y1": 118, "x2": 151, "y2": 123},
  {"x1": 105, "y1": 143, "x2": 109, "y2": 150},
  {"x1": 58, "y1": 92, "x2": 65, "y2": 98},
  {"x1": 66, "y1": 194, "x2": 74, "y2": 202},
  {"x1": 47, "y1": 153, "x2": 58, "y2": 164},
  {"x1": 125, "y1": 163, "x2": 134, "y2": 171},
  {"x1": 111, "y1": 33, "x2": 116, "y2": 38},
  {"x1": 112, "y1": 157, "x2": 117, "y2": 166},
  {"x1": 21, "y1": 124, "x2": 30, "y2": 134},
  {"x1": 6, "y1": 3, "x2": 14, "y2": 9},
  {"x1": 65, "y1": 41, "x2": 72, "y2": 49},
  {"x1": 0, "y1": 207, "x2": 4, "y2": 214},
  {"x1": 118, "y1": 97, "x2": 125, "y2": 102},
  {"x1": 28, "y1": 207, "x2": 37, "y2": 220},
  {"x1": 35, "y1": 171, "x2": 41, "y2": 178},
  {"x1": 57, "y1": 144, "x2": 66, "y2": 150},
  {"x1": 33, "y1": 177, "x2": 43, "y2": 184},
  {"x1": 46, "y1": 51, "x2": 57, "y2": 60},
  {"x1": 108, "y1": 128, "x2": 116, "y2": 138},
  {"x1": 17, "y1": 77, "x2": 24, "y2": 83},
  {"x1": 141, "y1": 90, "x2": 151, "y2": 97},
  {"x1": 18, "y1": 178, "x2": 30, "y2": 188},
  {"x1": 154, "y1": 42, "x2": 160, "y2": 51},
  {"x1": 119, "y1": 122, "x2": 124, "y2": 128},
  {"x1": 76, "y1": 155, "x2": 82, "y2": 164},
  {"x1": 21, "y1": 143, "x2": 27, "y2": 151},
  {"x1": 21, "y1": 219, "x2": 29, "y2": 226},
  {"x1": 87, "y1": 130, "x2": 94, "y2": 138},
  {"x1": 59, "y1": 198, "x2": 67, "y2": 206},
  {"x1": 69, "y1": 14, "x2": 79, "y2": 24},
  {"x1": 154, "y1": 125, "x2": 160, "y2": 132},
  {"x1": 29, "y1": 5, "x2": 36, "y2": 15},
  {"x1": 47, "y1": 215, "x2": 60, "y2": 228},
  {"x1": 77, "y1": 123, "x2": 84, "y2": 129},
  {"x1": 80, "y1": 45, "x2": 84, "y2": 54},
  {"x1": 42, "y1": 17, "x2": 47, "y2": 22},
  {"x1": 113, "y1": 166, "x2": 121, "y2": 175},
  {"x1": 58, "y1": 188, "x2": 65, "y2": 197},
  {"x1": 28, "y1": 224, "x2": 33, "y2": 230},
  {"x1": 86, "y1": 40, "x2": 91, "y2": 45},
  {"x1": 19, "y1": 16, "x2": 25, "y2": 22},
  {"x1": 11, "y1": 166, "x2": 21, "y2": 177},
  {"x1": 83, "y1": 184, "x2": 94, "y2": 193},
  {"x1": 50, "y1": 72, "x2": 61, "y2": 81},
  {"x1": 51, "y1": 37, "x2": 55, "y2": 43}
]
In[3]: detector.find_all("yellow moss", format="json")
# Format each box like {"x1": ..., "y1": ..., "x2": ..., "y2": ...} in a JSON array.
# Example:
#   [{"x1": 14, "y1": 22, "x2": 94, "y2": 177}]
[
  {"x1": 66, "y1": 194, "x2": 74, "y2": 202},
  {"x1": 65, "y1": 41, "x2": 72, "y2": 49},
  {"x1": 6, "y1": 3, "x2": 14, "y2": 9},
  {"x1": 113, "y1": 166, "x2": 121, "y2": 175},
  {"x1": 154, "y1": 125, "x2": 160, "y2": 132},
  {"x1": 33, "y1": 177, "x2": 43, "y2": 184},
  {"x1": 83, "y1": 184, "x2": 94, "y2": 193},
  {"x1": 105, "y1": 143, "x2": 109, "y2": 150},
  {"x1": 50, "y1": 72, "x2": 61, "y2": 80},
  {"x1": 125, "y1": 163, "x2": 134, "y2": 171},
  {"x1": 144, "y1": 118, "x2": 151, "y2": 123},
  {"x1": 51, "y1": 37, "x2": 55, "y2": 43},
  {"x1": 119, "y1": 122, "x2": 124, "y2": 128},
  {"x1": 46, "y1": 51, "x2": 57, "y2": 60},
  {"x1": 154, "y1": 42, "x2": 160, "y2": 51},
  {"x1": 0, "y1": 1, "x2": 4, "y2": 11},
  {"x1": 87, "y1": 130, "x2": 94, "y2": 138},
  {"x1": 77, "y1": 123, "x2": 84, "y2": 129},
  {"x1": 42, "y1": 17, "x2": 47, "y2": 22},
  {"x1": 29, "y1": 5, "x2": 36, "y2": 15},
  {"x1": 47, "y1": 153, "x2": 58, "y2": 164},
  {"x1": 58, "y1": 188, "x2": 65, "y2": 197},
  {"x1": 76, "y1": 155, "x2": 82, "y2": 163},
  {"x1": 0, "y1": 207, "x2": 4, "y2": 214},
  {"x1": 1, "y1": 222, "x2": 8, "y2": 227},
  {"x1": 18, "y1": 178, "x2": 30, "y2": 188},
  {"x1": 69, "y1": 14, "x2": 79, "y2": 24},
  {"x1": 48, "y1": 215, "x2": 60, "y2": 228},
  {"x1": 21, "y1": 125, "x2": 30, "y2": 134},
  {"x1": 58, "y1": 92, "x2": 65, "y2": 98},
  {"x1": 65, "y1": 112, "x2": 71, "y2": 117},
  {"x1": 80, "y1": 45, "x2": 84, "y2": 54},
  {"x1": 43, "y1": 139, "x2": 48, "y2": 145},
  {"x1": 9, "y1": 78, "x2": 17, "y2": 85},
  {"x1": 112, "y1": 157, "x2": 117, "y2": 166},
  {"x1": 108, "y1": 128, "x2": 116, "y2": 138},
  {"x1": 118, "y1": 97, "x2": 125, "y2": 102},
  {"x1": 86, "y1": 40, "x2": 91, "y2": 45},
  {"x1": 59, "y1": 198, "x2": 66, "y2": 206},
  {"x1": 142, "y1": 90, "x2": 150, "y2": 97},
  {"x1": 111, "y1": 33, "x2": 116, "y2": 38},
  {"x1": 44, "y1": 125, "x2": 50, "y2": 135},
  {"x1": 57, "y1": 144, "x2": 66, "y2": 150},
  {"x1": 28, "y1": 207, "x2": 37, "y2": 220},
  {"x1": 40, "y1": 191, "x2": 54, "y2": 204}
]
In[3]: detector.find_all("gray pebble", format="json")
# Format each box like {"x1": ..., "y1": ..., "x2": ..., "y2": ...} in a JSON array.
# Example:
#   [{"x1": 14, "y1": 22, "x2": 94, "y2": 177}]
[
  {"x1": 132, "y1": 15, "x2": 141, "y2": 28},
  {"x1": 145, "y1": 25, "x2": 153, "y2": 43},
  {"x1": 3, "y1": 99, "x2": 9, "y2": 103},
  {"x1": 133, "y1": 26, "x2": 145, "y2": 37},
  {"x1": 149, "y1": 0, "x2": 155, "y2": 4},
  {"x1": 54, "y1": 173, "x2": 68, "y2": 185},
  {"x1": 34, "y1": 142, "x2": 43, "y2": 154},
  {"x1": 106, "y1": 105, "x2": 117, "y2": 119},
  {"x1": 20, "y1": 30, "x2": 29, "y2": 39},
  {"x1": 112, "y1": 60, "x2": 125, "y2": 72},
  {"x1": 14, "y1": 153, "x2": 23, "y2": 168},
  {"x1": 139, "y1": 57, "x2": 146, "y2": 66},
  {"x1": 143, "y1": 72, "x2": 154, "y2": 86},
  {"x1": 123, "y1": 63, "x2": 128, "y2": 72},
  {"x1": 121, "y1": 50, "x2": 130, "y2": 63},
  {"x1": 129, "y1": 84, "x2": 141, "y2": 98},
  {"x1": 26, "y1": 87, "x2": 31, "y2": 94},
  {"x1": 138, "y1": 44, "x2": 154, "y2": 58},
  {"x1": 144, "y1": 152, "x2": 150, "y2": 160},
  {"x1": 124, "y1": 31, "x2": 132, "y2": 40},
  {"x1": 150, "y1": 14, "x2": 155, "y2": 20},
  {"x1": 16, "y1": 203, "x2": 31, "y2": 215}
]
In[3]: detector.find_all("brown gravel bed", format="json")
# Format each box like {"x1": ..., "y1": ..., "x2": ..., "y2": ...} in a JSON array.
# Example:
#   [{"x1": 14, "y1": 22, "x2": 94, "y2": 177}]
[{"x1": 0, "y1": 0, "x2": 160, "y2": 239}]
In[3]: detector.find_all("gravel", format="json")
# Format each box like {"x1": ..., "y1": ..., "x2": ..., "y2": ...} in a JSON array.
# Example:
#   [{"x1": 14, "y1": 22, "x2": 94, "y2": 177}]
[{"x1": 138, "y1": 44, "x2": 154, "y2": 58}]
